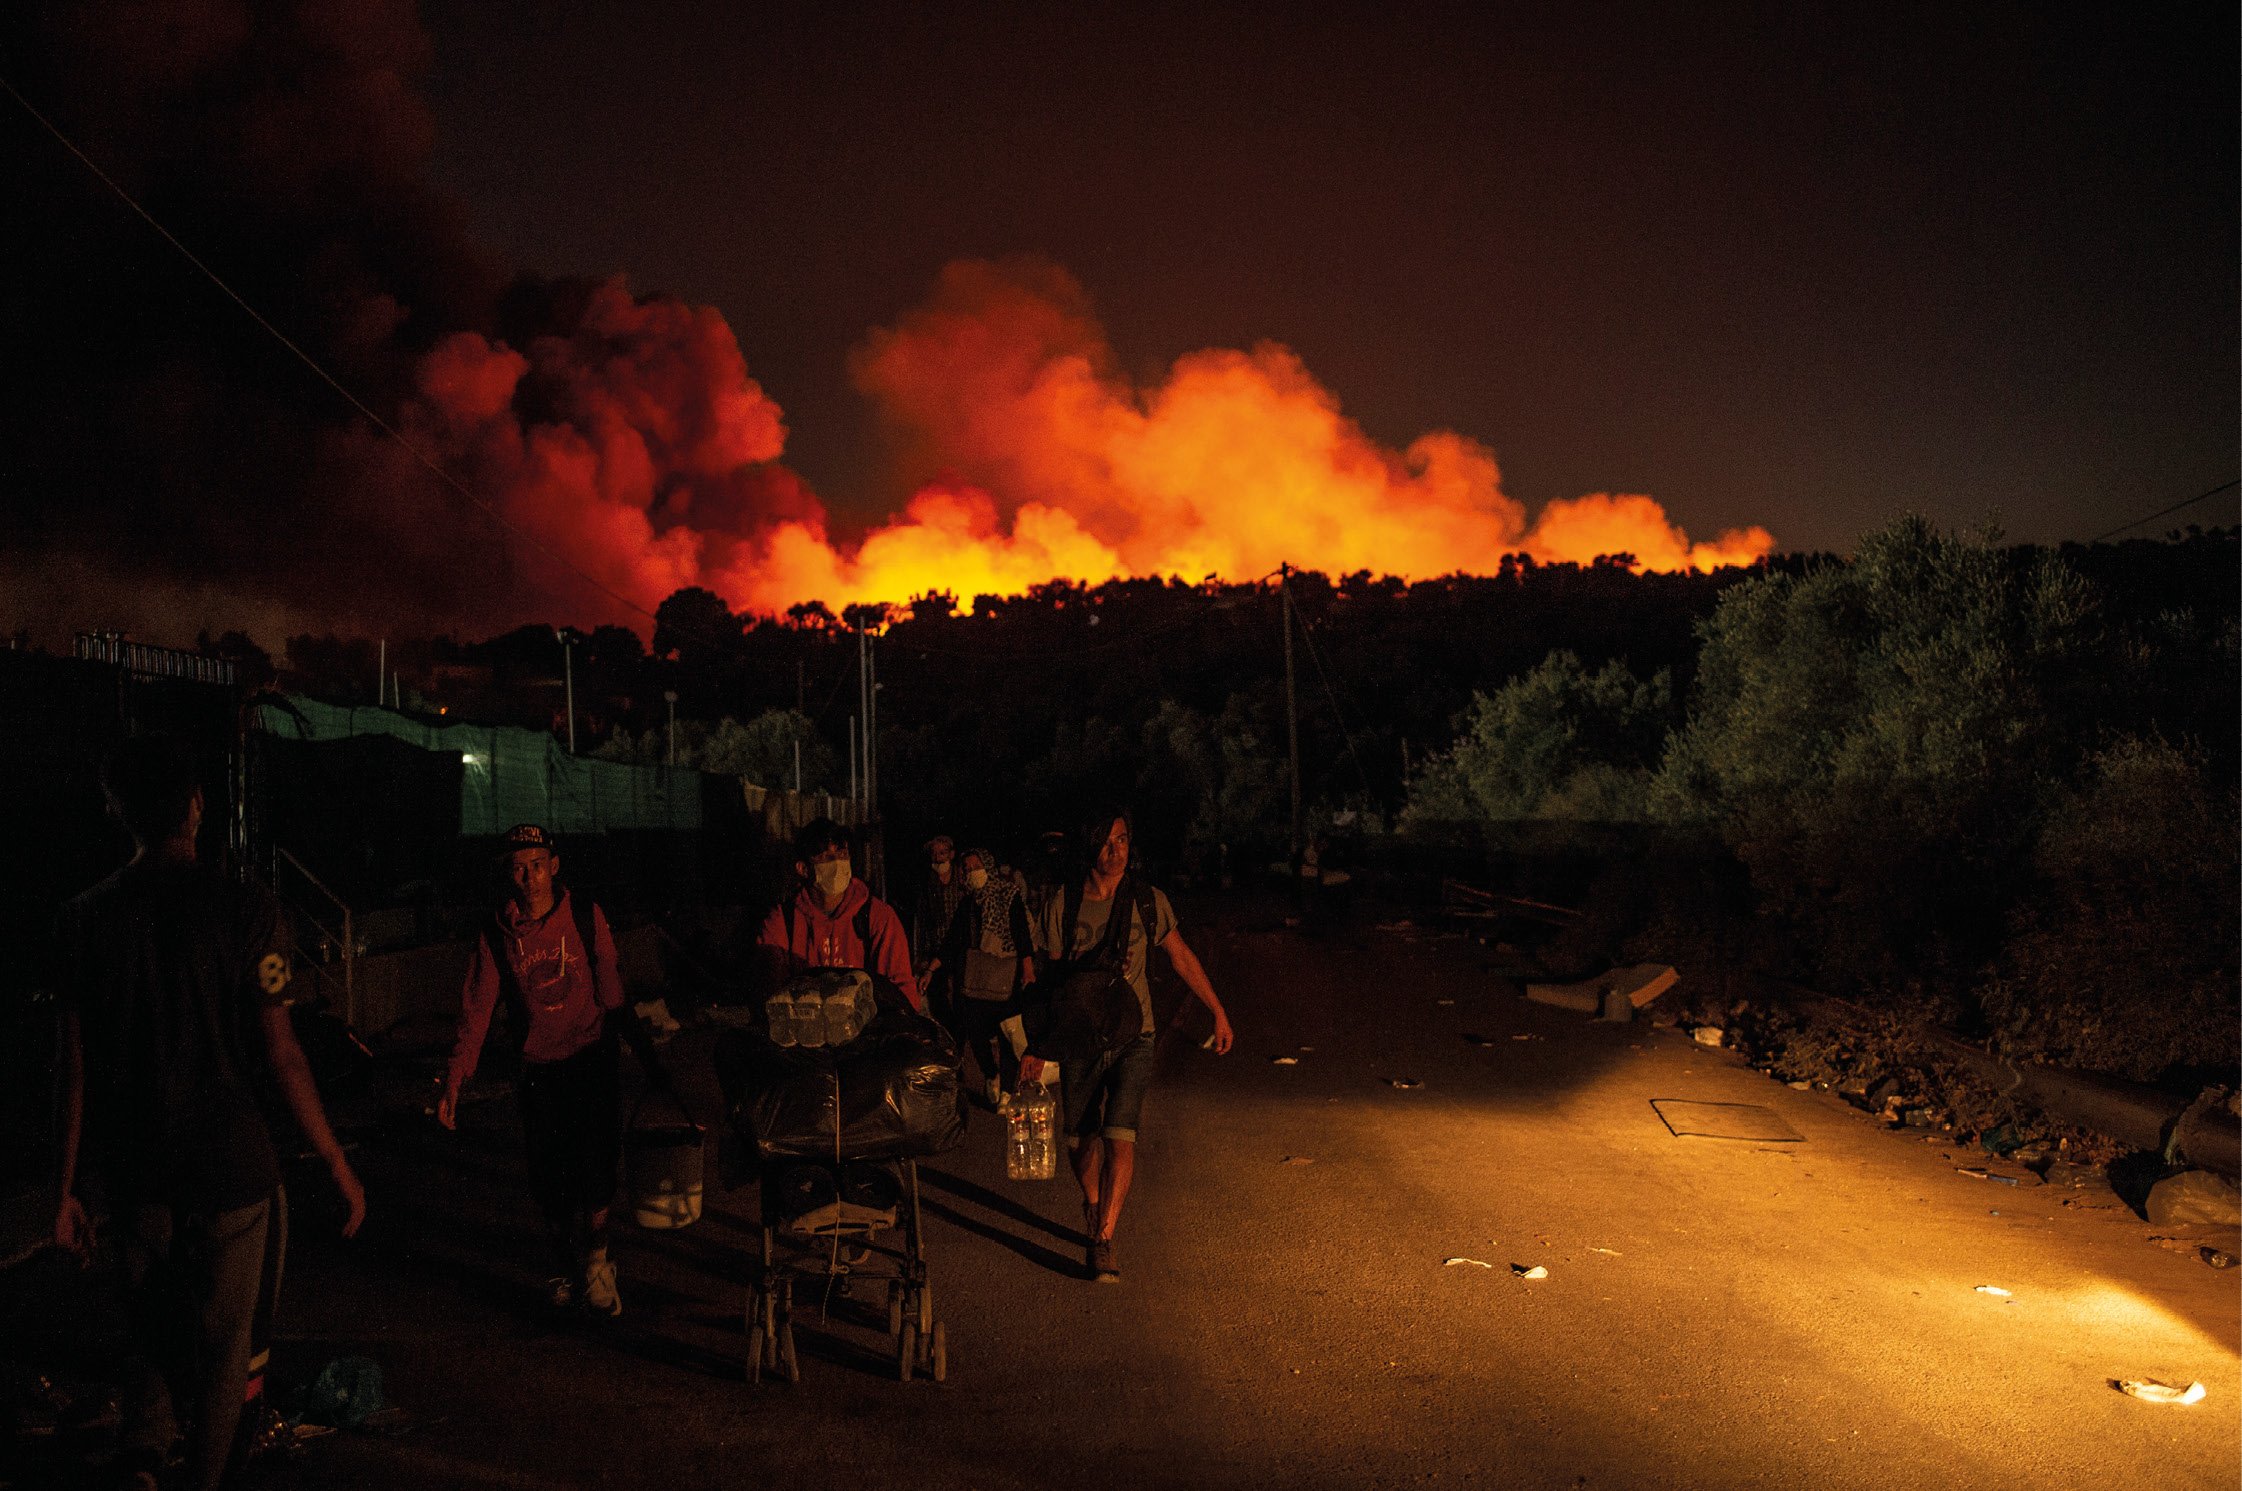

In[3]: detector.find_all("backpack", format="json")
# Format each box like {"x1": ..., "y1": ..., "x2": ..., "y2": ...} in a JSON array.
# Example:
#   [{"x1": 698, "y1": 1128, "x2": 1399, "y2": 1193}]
[{"x1": 1027, "y1": 874, "x2": 1157, "y2": 1063}]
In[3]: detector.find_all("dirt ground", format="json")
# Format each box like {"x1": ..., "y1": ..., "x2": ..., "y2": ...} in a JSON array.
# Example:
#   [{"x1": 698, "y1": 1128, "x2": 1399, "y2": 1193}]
[{"x1": 9, "y1": 897, "x2": 2237, "y2": 1489}]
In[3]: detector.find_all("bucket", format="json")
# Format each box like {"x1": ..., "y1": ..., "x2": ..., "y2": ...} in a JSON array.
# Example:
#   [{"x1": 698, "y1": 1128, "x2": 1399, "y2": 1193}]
[{"x1": 626, "y1": 1089, "x2": 706, "y2": 1230}]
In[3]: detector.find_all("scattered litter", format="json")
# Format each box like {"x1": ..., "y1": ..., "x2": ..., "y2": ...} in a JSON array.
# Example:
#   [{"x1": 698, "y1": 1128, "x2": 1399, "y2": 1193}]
[
  {"x1": 1461, "y1": 1034, "x2": 1502, "y2": 1047},
  {"x1": 1974, "y1": 1285, "x2": 2012, "y2": 1298},
  {"x1": 1691, "y1": 1026, "x2": 1726, "y2": 1048},
  {"x1": 1434, "y1": 998, "x2": 1456, "y2": 1006},
  {"x1": 1979, "y1": 1123, "x2": 2023, "y2": 1157},
  {"x1": 1387, "y1": 1077, "x2": 1424, "y2": 1090},
  {"x1": 2146, "y1": 1171, "x2": 2242, "y2": 1228},
  {"x1": 1280, "y1": 1156, "x2": 1316, "y2": 1166},
  {"x1": 2202, "y1": 1248, "x2": 2236, "y2": 1270},
  {"x1": 300, "y1": 1356, "x2": 384, "y2": 1429},
  {"x1": 1787, "y1": 1080, "x2": 1812, "y2": 1091},
  {"x1": 1443, "y1": 1257, "x2": 1495, "y2": 1269},
  {"x1": 1956, "y1": 1167, "x2": 2029, "y2": 1187},
  {"x1": 1271, "y1": 1056, "x2": 1299, "y2": 1066},
  {"x1": 1588, "y1": 1247, "x2": 1621, "y2": 1256},
  {"x1": 2115, "y1": 1378, "x2": 2206, "y2": 1406},
  {"x1": 1651, "y1": 1099, "x2": 1802, "y2": 1143},
  {"x1": 1513, "y1": 1264, "x2": 1549, "y2": 1279},
  {"x1": 1511, "y1": 1033, "x2": 1539, "y2": 1042},
  {"x1": 1299, "y1": 1046, "x2": 1314, "y2": 1052}
]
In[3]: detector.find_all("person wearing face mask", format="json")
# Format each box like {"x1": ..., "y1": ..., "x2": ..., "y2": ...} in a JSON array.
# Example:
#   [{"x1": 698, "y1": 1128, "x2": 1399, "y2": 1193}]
[
  {"x1": 755, "y1": 818, "x2": 921, "y2": 1012},
  {"x1": 937, "y1": 848, "x2": 1036, "y2": 1104}
]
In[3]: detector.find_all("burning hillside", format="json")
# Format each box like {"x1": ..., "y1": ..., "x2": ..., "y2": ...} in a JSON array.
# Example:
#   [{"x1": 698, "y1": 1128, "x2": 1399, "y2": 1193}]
[{"x1": 410, "y1": 259, "x2": 1773, "y2": 621}]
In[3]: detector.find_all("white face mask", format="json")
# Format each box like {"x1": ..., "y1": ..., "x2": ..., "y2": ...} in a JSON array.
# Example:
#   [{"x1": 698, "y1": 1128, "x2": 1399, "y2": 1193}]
[
  {"x1": 812, "y1": 860, "x2": 852, "y2": 899},
  {"x1": 965, "y1": 867, "x2": 989, "y2": 892}
]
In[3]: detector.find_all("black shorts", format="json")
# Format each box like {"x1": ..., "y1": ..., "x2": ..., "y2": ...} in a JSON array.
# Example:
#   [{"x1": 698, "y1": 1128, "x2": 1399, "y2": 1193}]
[{"x1": 520, "y1": 1037, "x2": 620, "y2": 1217}]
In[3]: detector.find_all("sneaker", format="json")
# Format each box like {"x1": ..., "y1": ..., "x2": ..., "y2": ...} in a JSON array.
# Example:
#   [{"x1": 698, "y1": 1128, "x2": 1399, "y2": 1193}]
[
  {"x1": 545, "y1": 1275, "x2": 578, "y2": 1310},
  {"x1": 582, "y1": 1249, "x2": 621, "y2": 1317},
  {"x1": 1090, "y1": 1238, "x2": 1120, "y2": 1284}
]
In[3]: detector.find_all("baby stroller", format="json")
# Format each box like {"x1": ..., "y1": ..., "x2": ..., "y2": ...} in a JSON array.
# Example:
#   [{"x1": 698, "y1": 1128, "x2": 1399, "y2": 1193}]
[
  {"x1": 716, "y1": 969, "x2": 965, "y2": 1385},
  {"x1": 747, "y1": 1156, "x2": 941, "y2": 1383}
]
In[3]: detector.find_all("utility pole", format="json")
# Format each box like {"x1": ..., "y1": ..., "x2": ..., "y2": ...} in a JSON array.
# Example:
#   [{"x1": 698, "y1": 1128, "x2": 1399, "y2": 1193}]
[
  {"x1": 1281, "y1": 563, "x2": 1302, "y2": 859},
  {"x1": 866, "y1": 636, "x2": 878, "y2": 811},
  {"x1": 796, "y1": 657, "x2": 805, "y2": 715},
  {"x1": 664, "y1": 689, "x2": 678, "y2": 767},
  {"x1": 554, "y1": 626, "x2": 576, "y2": 754},
  {"x1": 848, "y1": 714, "x2": 859, "y2": 804},
  {"x1": 377, "y1": 638, "x2": 386, "y2": 707}
]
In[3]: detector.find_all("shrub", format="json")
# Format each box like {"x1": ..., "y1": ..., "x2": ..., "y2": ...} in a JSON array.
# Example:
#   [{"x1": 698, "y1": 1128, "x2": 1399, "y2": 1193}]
[{"x1": 1982, "y1": 737, "x2": 2240, "y2": 1082}]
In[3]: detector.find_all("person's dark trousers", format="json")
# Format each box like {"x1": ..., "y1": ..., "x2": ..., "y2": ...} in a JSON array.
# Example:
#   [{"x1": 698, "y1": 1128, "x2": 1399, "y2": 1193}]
[
  {"x1": 118, "y1": 1192, "x2": 277, "y2": 1491},
  {"x1": 955, "y1": 995, "x2": 1013, "y2": 1093},
  {"x1": 520, "y1": 1036, "x2": 621, "y2": 1273}
]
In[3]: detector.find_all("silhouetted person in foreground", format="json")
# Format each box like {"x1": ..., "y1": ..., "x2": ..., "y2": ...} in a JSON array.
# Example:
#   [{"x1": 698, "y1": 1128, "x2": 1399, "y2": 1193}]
[
  {"x1": 51, "y1": 737, "x2": 365, "y2": 1491},
  {"x1": 1021, "y1": 808, "x2": 1232, "y2": 1282}
]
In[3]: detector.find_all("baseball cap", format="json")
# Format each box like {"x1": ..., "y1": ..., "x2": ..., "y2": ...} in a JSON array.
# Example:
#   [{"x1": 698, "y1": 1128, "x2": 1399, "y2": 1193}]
[{"x1": 499, "y1": 823, "x2": 556, "y2": 856}]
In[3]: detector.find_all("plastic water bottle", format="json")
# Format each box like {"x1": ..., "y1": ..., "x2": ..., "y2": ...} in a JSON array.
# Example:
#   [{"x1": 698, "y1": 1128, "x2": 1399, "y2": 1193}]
[
  {"x1": 765, "y1": 992, "x2": 796, "y2": 1047},
  {"x1": 791, "y1": 991, "x2": 825, "y2": 1048},
  {"x1": 824, "y1": 980, "x2": 866, "y2": 1047},
  {"x1": 1004, "y1": 1085, "x2": 1058, "y2": 1181}
]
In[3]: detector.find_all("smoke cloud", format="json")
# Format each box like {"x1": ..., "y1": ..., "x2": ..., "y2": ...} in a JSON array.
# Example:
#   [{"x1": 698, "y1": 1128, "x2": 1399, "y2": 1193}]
[{"x1": 2, "y1": 7, "x2": 1771, "y2": 647}]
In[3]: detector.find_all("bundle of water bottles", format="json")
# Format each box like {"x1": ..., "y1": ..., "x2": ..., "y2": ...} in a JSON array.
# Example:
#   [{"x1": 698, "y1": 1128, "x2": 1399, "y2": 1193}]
[
  {"x1": 763, "y1": 968, "x2": 878, "y2": 1049},
  {"x1": 716, "y1": 969, "x2": 965, "y2": 1166}
]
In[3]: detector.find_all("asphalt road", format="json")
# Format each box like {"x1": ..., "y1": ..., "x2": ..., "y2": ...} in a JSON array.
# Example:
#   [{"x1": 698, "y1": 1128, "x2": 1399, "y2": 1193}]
[{"x1": 257, "y1": 900, "x2": 2238, "y2": 1490}]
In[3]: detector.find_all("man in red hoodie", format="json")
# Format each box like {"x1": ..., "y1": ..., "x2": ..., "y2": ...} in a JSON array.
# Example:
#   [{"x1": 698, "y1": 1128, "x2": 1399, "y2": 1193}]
[
  {"x1": 755, "y1": 818, "x2": 920, "y2": 1010},
  {"x1": 438, "y1": 825, "x2": 631, "y2": 1315}
]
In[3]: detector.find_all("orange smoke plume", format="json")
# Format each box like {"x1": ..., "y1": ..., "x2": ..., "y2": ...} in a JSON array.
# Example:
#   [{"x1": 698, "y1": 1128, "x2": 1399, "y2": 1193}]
[{"x1": 408, "y1": 263, "x2": 1772, "y2": 624}]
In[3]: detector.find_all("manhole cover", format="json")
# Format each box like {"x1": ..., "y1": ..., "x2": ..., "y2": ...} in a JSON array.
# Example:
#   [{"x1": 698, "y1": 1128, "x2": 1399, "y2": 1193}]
[{"x1": 1651, "y1": 1099, "x2": 1803, "y2": 1142}]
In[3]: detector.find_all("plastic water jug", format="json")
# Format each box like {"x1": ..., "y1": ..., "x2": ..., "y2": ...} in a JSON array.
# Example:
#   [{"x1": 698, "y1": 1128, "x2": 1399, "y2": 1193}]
[
  {"x1": 1003, "y1": 1085, "x2": 1058, "y2": 1181},
  {"x1": 791, "y1": 991, "x2": 826, "y2": 1048},
  {"x1": 765, "y1": 992, "x2": 797, "y2": 1047}
]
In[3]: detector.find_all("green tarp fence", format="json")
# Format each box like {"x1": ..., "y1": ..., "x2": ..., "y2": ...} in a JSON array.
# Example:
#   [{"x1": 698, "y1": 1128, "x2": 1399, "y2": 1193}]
[{"x1": 256, "y1": 696, "x2": 702, "y2": 836}]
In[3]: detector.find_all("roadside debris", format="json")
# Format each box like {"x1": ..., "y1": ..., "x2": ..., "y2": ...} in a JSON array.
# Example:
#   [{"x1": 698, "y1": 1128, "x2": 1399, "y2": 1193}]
[
  {"x1": 1691, "y1": 1026, "x2": 1726, "y2": 1048},
  {"x1": 2145, "y1": 1170, "x2": 2242, "y2": 1228},
  {"x1": 1652, "y1": 1099, "x2": 1803, "y2": 1143},
  {"x1": 1280, "y1": 1156, "x2": 1315, "y2": 1166},
  {"x1": 1955, "y1": 1166, "x2": 2036, "y2": 1187},
  {"x1": 2201, "y1": 1247, "x2": 2236, "y2": 1269},
  {"x1": 1461, "y1": 1033, "x2": 1502, "y2": 1047},
  {"x1": 1512, "y1": 1264, "x2": 1548, "y2": 1279},
  {"x1": 2115, "y1": 1378, "x2": 2207, "y2": 1406},
  {"x1": 1974, "y1": 1285, "x2": 2012, "y2": 1298},
  {"x1": 1434, "y1": 998, "x2": 1456, "y2": 1006},
  {"x1": 1443, "y1": 1257, "x2": 1495, "y2": 1268},
  {"x1": 1271, "y1": 1056, "x2": 1300, "y2": 1065},
  {"x1": 1588, "y1": 1247, "x2": 1621, "y2": 1256},
  {"x1": 1511, "y1": 1033, "x2": 1540, "y2": 1042},
  {"x1": 1525, "y1": 963, "x2": 1678, "y2": 1018},
  {"x1": 1387, "y1": 1077, "x2": 1424, "y2": 1090}
]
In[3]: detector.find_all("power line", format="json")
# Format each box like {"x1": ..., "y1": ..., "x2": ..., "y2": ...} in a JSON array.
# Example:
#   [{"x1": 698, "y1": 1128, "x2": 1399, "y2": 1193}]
[
  {"x1": 2, "y1": 71, "x2": 667, "y2": 630},
  {"x1": 2089, "y1": 478, "x2": 2240, "y2": 543},
  {"x1": 1281, "y1": 571, "x2": 1374, "y2": 797}
]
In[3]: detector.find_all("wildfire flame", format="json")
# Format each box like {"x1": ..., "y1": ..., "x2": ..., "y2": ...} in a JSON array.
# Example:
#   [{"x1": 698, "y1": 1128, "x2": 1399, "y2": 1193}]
[{"x1": 409, "y1": 260, "x2": 1773, "y2": 622}]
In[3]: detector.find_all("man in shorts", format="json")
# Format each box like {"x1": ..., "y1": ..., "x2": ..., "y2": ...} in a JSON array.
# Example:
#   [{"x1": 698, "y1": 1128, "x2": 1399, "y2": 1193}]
[
  {"x1": 51, "y1": 736, "x2": 366, "y2": 1491},
  {"x1": 1021, "y1": 809, "x2": 1233, "y2": 1282}
]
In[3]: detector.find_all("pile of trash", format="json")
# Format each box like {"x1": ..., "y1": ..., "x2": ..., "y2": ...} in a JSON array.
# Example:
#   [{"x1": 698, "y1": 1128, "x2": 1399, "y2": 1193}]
[{"x1": 1653, "y1": 988, "x2": 2128, "y2": 1169}]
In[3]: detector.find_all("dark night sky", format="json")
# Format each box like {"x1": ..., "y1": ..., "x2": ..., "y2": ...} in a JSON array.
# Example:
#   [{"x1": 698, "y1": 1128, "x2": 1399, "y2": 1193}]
[{"x1": 416, "y1": 0, "x2": 2237, "y2": 551}]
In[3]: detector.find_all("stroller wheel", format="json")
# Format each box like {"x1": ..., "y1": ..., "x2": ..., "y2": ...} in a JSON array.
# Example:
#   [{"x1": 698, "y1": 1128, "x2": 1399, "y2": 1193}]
[
  {"x1": 897, "y1": 1322, "x2": 917, "y2": 1382},
  {"x1": 886, "y1": 1282, "x2": 904, "y2": 1337},
  {"x1": 927, "y1": 1320, "x2": 947, "y2": 1384},
  {"x1": 779, "y1": 1319, "x2": 800, "y2": 1384}
]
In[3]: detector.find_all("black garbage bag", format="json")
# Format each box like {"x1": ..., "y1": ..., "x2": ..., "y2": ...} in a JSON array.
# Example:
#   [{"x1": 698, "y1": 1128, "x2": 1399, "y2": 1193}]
[{"x1": 718, "y1": 1001, "x2": 965, "y2": 1165}]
